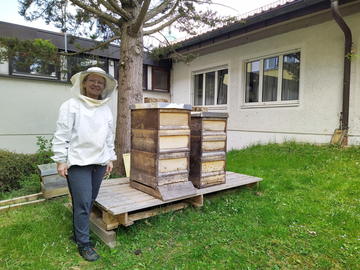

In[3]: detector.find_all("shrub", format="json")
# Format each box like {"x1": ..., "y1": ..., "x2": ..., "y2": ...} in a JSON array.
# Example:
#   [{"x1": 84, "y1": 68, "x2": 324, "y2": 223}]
[
  {"x1": 0, "y1": 136, "x2": 53, "y2": 194},
  {"x1": 0, "y1": 150, "x2": 37, "y2": 192}
]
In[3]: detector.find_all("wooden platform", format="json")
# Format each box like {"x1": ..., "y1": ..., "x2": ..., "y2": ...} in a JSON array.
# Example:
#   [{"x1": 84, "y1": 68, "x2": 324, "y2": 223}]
[{"x1": 88, "y1": 171, "x2": 262, "y2": 248}]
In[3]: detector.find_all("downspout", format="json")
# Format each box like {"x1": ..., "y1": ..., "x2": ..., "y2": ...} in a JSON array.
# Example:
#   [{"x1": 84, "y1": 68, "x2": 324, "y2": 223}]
[{"x1": 330, "y1": 0, "x2": 353, "y2": 141}]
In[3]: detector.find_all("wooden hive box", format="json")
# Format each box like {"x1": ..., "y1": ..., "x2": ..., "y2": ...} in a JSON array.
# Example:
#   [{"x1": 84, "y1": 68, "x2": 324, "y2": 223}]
[
  {"x1": 129, "y1": 103, "x2": 196, "y2": 201},
  {"x1": 37, "y1": 163, "x2": 68, "y2": 198},
  {"x1": 189, "y1": 112, "x2": 229, "y2": 188}
]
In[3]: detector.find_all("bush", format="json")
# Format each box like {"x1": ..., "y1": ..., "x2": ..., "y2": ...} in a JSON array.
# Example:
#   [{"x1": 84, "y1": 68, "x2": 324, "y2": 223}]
[
  {"x1": 0, "y1": 136, "x2": 53, "y2": 194},
  {"x1": 0, "y1": 150, "x2": 37, "y2": 192}
]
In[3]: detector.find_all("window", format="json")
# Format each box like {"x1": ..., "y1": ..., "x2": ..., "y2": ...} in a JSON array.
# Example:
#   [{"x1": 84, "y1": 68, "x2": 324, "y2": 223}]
[
  {"x1": 143, "y1": 65, "x2": 147, "y2": 90},
  {"x1": 152, "y1": 67, "x2": 170, "y2": 91},
  {"x1": 245, "y1": 52, "x2": 300, "y2": 105},
  {"x1": 193, "y1": 67, "x2": 228, "y2": 106},
  {"x1": 11, "y1": 56, "x2": 57, "y2": 78},
  {"x1": 68, "y1": 56, "x2": 107, "y2": 79}
]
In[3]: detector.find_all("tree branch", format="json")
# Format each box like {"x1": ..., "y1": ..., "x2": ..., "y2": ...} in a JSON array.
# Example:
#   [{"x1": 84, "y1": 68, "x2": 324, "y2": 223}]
[
  {"x1": 131, "y1": 0, "x2": 151, "y2": 35},
  {"x1": 108, "y1": 0, "x2": 132, "y2": 21},
  {"x1": 97, "y1": 0, "x2": 120, "y2": 15},
  {"x1": 145, "y1": 0, "x2": 173, "y2": 22},
  {"x1": 143, "y1": 14, "x2": 181, "y2": 35},
  {"x1": 144, "y1": 0, "x2": 179, "y2": 28},
  {"x1": 69, "y1": 0, "x2": 120, "y2": 25}
]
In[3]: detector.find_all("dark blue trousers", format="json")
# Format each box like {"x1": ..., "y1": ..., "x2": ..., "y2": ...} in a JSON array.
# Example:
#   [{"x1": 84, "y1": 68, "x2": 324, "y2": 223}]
[{"x1": 66, "y1": 165, "x2": 106, "y2": 245}]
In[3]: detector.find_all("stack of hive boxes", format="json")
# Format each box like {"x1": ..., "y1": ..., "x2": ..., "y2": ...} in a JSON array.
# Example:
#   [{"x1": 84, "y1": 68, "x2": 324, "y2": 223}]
[
  {"x1": 129, "y1": 103, "x2": 197, "y2": 201},
  {"x1": 189, "y1": 111, "x2": 229, "y2": 188},
  {"x1": 37, "y1": 163, "x2": 68, "y2": 198}
]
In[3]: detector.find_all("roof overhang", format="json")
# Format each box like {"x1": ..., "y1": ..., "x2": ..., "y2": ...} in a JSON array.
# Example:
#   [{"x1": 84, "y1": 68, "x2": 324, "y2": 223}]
[{"x1": 175, "y1": 0, "x2": 359, "y2": 57}]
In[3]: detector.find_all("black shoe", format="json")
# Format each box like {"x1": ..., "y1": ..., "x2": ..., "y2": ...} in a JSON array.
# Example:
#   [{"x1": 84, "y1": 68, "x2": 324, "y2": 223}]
[{"x1": 78, "y1": 242, "x2": 100, "y2": 261}]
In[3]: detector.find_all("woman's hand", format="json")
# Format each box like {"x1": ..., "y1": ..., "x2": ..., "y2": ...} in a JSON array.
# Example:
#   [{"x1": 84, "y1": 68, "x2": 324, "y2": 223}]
[
  {"x1": 106, "y1": 161, "x2": 113, "y2": 173},
  {"x1": 57, "y1": 163, "x2": 68, "y2": 178}
]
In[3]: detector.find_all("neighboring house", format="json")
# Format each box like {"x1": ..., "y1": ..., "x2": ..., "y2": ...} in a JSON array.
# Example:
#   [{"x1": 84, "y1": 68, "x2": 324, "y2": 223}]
[
  {"x1": 170, "y1": 0, "x2": 360, "y2": 150},
  {"x1": 0, "y1": 21, "x2": 171, "y2": 153}
]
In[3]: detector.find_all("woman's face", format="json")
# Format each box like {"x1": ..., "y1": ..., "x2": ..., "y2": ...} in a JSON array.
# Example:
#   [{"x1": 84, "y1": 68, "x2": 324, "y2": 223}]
[{"x1": 82, "y1": 73, "x2": 106, "y2": 99}]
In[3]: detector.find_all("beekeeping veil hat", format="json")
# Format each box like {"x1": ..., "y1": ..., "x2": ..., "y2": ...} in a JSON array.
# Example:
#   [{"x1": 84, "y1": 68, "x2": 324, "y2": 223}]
[{"x1": 70, "y1": 67, "x2": 118, "y2": 107}]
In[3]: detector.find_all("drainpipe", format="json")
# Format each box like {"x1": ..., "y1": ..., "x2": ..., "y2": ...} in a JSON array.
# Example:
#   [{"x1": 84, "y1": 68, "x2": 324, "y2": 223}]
[{"x1": 330, "y1": 0, "x2": 352, "y2": 134}]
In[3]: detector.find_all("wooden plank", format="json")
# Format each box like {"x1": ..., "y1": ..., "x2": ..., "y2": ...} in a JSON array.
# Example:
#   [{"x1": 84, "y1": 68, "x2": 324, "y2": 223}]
[
  {"x1": 203, "y1": 120, "x2": 226, "y2": 132},
  {"x1": 130, "y1": 180, "x2": 162, "y2": 200},
  {"x1": 159, "y1": 135, "x2": 189, "y2": 150},
  {"x1": 131, "y1": 129, "x2": 158, "y2": 152},
  {"x1": 197, "y1": 175, "x2": 262, "y2": 195},
  {"x1": 100, "y1": 178, "x2": 130, "y2": 186},
  {"x1": 41, "y1": 182, "x2": 69, "y2": 199},
  {"x1": 0, "y1": 199, "x2": 46, "y2": 213},
  {"x1": 158, "y1": 129, "x2": 190, "y2": 136},
  {"x1": 102, "y1": 210, "x2": 120, "y2": 230},
  {"x1": 202, "y1": 134, "x2": 227, "y2": 141},
  {"x1": 185, "y1": 195, "x2": 203, "y2": 207},
  {"x1": 158, "y1": 181, "x2": 197, "y2": 202},
  {"x1": 97, "y1": 172, "x2": 262, "y2": 216},
  {"x1": 131, "y1": 149, "x2": 157, "y2": 175},
  {"x1": 118, "y1": 213, "x2": 134, "y2": 226},
  {"x1": 202, "y1": 160, "x2": 225, "y2": 173},
  {"x1": 159, "y1": 112, "x2": 189, "y2": 127},
  {"x1": 0, "y1": 192, "x2": 43, "y2": 207},
  {"x1": 202, "y1": 141, "x2": 226, "y2": 151},
  {"x1": 128, "y1": 202, "x2": 189, "y2": 222},
  {"x1": 159, "y1": 157, "x2": 188, "y2": 173}
]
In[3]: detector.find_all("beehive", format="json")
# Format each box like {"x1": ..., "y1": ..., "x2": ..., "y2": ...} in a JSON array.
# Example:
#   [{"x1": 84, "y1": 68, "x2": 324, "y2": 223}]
[
  {"x1": 37, "y1": 163, "x2": 68, "y2": 198},
  {"x1": 129, "y1": 103, "x2": 196, "y2": 201},
  {"x1": 189, "y1": 112, "x2": 229, "y2": 188}
]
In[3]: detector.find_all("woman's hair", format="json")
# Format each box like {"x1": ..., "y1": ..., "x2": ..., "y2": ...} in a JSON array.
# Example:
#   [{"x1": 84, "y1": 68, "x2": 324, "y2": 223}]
[{"x1": 82, "y1": 73, "x2": 106, "y2": 100}]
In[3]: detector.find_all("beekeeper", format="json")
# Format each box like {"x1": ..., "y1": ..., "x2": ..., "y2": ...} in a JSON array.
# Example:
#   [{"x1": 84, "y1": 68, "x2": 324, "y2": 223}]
[{"x1": 51, "y1": 67, "x2": 117, "y2": 262}]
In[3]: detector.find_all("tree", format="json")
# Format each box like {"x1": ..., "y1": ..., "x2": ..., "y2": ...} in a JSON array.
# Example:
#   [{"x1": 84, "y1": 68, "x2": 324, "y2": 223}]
[{"x1": 16, "y1": 0, "x2": 236, "y2": 175}]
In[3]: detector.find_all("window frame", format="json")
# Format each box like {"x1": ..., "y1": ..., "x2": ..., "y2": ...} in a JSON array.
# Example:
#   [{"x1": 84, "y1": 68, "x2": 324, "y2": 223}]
[
  {"x1": 192, "y1": 65, "x2": 229, "y2": 108},
  {"x1": 151, "y1": 66, "x2": 170, "y2": 92},
  {"x1": 242, "y1": 50, "x2": 301, "y2": 108},
  {"x1": 9, "y1": 55, "x2": 60, "y2": 80}
]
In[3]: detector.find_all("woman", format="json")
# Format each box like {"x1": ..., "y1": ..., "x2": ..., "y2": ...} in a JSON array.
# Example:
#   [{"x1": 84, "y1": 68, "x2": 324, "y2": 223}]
[{"x1": 52, "y1": 67, "x2": 118, "y2": 261}]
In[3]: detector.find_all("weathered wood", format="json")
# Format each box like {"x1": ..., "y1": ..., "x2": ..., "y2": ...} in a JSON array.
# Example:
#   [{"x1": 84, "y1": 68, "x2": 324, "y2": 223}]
[
  {"x1": 130, "y1": 149, "x2": 190, "y2": 189},
  {"x1": 41, "y1": 182, "x2": 69, "y2": 199},
  {"x1": 203, "y1": 120, "x2": 227, "y2": 132},
  {"x1": 129, "y1": 202, "x2": 189, "y2": 222},
  {"x1": 159, "y1": 111, "x2": 189, "y2": 127},
  {"x1": 0, "y1": 199, "x2": 46, "y2": 213},
  {"x1": 102, "y1": 211, "x2": 119, "y2": 230},
  {"x1": 129, "y1": 179, "x2": 197, "y2": 202},
  {"x1": 185, "y1": 195, "x2": 203, "y2": 207},
  {"x1": 38, "y1": 163, "x2": 69, "y2": 198},
  {"x1": 189, "y1": 112, "x2": 228, "y2": 188},
  {"x1": 158, "y1": 181, "x2": 197, "y2": 201},
  {"x1": 0, "y1": 192, "x2": 43, "y2": 207},
  {"x1": 118, "y1": 213, "x2": 134, "y2": 226},
  {"x1": 130, "y1": 105, "x2": 194, "y2": 200}
]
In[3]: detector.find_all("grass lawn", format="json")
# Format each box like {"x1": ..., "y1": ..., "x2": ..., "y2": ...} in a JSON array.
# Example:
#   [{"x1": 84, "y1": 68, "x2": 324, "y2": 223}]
[{"x1": 0, "y1": 142, "x2": 359, "y2": 269}]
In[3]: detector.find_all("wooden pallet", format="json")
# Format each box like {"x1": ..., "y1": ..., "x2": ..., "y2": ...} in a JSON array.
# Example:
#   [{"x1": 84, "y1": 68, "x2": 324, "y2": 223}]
[{"x1": 88, "y1": 171, "x2": 262, "y2": 248}]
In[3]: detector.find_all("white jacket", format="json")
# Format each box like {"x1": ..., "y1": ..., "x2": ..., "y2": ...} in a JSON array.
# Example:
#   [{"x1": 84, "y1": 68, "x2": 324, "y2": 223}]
[{"x1": 51, "y1": 68, "x2": 117, "y2": 167}]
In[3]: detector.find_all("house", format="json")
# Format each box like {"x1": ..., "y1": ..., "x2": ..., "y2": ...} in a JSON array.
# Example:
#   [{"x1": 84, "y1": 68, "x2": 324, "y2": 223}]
[
  {"x1": 170, "y1": 0, "x2": 360, "y2": 150},
  {"x1": 1, "y1": 0, "x2": 359, "y2": 154},
  {"x1": 0, "y1": 21, "x2": 171, "y2": 153}
]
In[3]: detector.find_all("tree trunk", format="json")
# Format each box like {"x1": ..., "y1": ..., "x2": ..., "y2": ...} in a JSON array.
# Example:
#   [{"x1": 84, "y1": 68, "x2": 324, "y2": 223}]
[{"x1": 114, "y1": 9, "x2": 143, "y2": 176}]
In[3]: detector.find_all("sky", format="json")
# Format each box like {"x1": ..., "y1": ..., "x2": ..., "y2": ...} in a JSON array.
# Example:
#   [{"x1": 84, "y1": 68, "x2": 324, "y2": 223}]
[{"x1": 0, "y1": 0, "x2": 281, "y2": 39}]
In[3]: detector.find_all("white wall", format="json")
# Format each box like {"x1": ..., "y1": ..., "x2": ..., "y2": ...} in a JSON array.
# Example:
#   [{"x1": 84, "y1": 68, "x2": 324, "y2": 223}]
[
  {"x1": 0, "y1": 75, "x2": 120, "y2": 154},
  {"x1": 0, "y1": 64, "x2": 171, "y2": 154},
  {"x1": 171, "y1": 13, "x2": 360, "y2": 150}
]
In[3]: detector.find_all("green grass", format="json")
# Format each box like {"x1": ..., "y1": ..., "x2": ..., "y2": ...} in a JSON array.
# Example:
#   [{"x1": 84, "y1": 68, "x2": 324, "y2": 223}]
[{"x1": 1, "y1": 142, "x2": 360, "y2": 269}]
